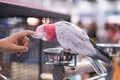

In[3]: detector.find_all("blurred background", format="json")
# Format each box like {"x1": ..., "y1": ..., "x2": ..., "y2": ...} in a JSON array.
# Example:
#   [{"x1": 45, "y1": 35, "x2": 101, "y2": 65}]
[{"x1": 0, "y1": 0, "x2": 120, "y2": 80}]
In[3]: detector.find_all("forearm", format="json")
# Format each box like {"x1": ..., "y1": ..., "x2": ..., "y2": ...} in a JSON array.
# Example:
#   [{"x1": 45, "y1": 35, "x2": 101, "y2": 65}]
[
  {"x1": 0, "y1": 38, "x2": 12, "y2": 52},
  {"x1": 0, "y1": 39, "x2": 9, "y2": 52},
  {"x1": 0, "y1": 39, "x2": 6, "y2": 52}
]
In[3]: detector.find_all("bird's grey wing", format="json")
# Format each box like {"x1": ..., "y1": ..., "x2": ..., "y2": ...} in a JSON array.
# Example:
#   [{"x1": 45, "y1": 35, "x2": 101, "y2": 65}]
[
  {"x1": 55, "y1": 21, "x2": 96, "y2": 55},
  {"x1": 55, "y1": 21, "x2": 111, "y2": 63},
  {"x1": 55, "y1": 21, "x2": 89, "y2": 40}
]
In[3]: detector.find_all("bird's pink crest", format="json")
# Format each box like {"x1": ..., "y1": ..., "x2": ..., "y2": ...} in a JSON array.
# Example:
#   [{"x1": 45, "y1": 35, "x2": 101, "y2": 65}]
[{"x1": 43, "y1": 24, "x2": 57, "y2": 41}]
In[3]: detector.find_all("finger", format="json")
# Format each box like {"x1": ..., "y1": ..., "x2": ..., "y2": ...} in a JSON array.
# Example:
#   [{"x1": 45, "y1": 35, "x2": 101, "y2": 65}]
[
  {"x1": 16, "y1": 52, "x2": 21, "y2": 56},
  {"x1": 21, "y1": 30, "x2": 35, "y2": 36},
  {"x1": 22, "y1": 37, "x2": 30, "y2": 47},
  {"x1": 23, "y1": 40, "x2": 29, "y2": 47},
  {"x1": 24, "y1": 30, "x2": 35, "y2": 35},
  {"x1": 16, "y1": 37, "x2": 30, "y2": 56},
  {"x1": 13, "y1": 45, "x2": 28, "y2": 52}
]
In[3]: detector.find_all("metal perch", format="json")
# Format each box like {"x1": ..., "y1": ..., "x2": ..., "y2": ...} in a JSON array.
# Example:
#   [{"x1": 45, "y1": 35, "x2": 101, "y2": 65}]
[
  {"x1": 64, "y1": 43, "x2": 120, "y2": 79},
  {"x1": 43, "y1": 47, "x2": 111, "y2": 80},
  {"x1": 64, "y1": 60, "x2": 111, "y2": 79}
]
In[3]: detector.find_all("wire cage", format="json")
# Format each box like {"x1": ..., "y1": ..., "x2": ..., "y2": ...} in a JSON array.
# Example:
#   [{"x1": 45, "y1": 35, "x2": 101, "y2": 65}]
[
  {"x1": 0, "y1": 16, "x2": 67, "y2": 80},
  {"x1": 0, "y1": 2, "x2": 70, "y2": 80}
]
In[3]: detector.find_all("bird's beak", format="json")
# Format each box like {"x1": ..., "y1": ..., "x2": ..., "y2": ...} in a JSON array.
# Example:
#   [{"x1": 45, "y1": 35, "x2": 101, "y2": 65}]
[{"x1": 31, "y1": 31, "x2": 45, "y2": 39}]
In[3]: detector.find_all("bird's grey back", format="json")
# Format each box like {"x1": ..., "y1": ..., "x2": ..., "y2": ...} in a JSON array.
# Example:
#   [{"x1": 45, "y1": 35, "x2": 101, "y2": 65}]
[{"x1": 55, "y1": 21, "x2": 96, "y2": 55}]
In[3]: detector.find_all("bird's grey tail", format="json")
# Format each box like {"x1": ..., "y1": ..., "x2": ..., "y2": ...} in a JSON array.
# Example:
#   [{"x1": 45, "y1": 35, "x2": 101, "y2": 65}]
[
  {"x1": 89, "y1": 39, "x2": 112, "y2": 63},
  {"x1": 86, "y1": 57, "x2": 107, "y2": 75}
]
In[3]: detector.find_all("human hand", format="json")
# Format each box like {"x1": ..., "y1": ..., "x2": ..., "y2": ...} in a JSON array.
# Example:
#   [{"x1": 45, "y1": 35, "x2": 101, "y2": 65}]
[{"x1": 0, "y1": 30, "x2": 35, "y2": 53}]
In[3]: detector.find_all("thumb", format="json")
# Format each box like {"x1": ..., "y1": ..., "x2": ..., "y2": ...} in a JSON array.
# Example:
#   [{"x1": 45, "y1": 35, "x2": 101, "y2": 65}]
[{"x1": 13, "y1": 45, "x2": 28, "y2": 52}]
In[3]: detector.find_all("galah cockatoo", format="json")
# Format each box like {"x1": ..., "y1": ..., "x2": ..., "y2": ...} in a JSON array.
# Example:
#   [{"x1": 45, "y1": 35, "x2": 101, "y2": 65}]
[{"x1": 32, "y1": 21, "x2": 111, "y2": 75}]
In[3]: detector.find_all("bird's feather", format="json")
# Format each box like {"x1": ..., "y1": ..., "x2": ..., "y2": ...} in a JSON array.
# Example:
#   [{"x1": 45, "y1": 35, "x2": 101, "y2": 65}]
[
  {"x1": 55, "y1": 21, "x2": 96, "y2": 55},
  {"x1": 55, "y1": 21, "x2": 111, "y2": 63},
  {"x1": 89, "y1": 39, "x2": 112, "y2": 63}
]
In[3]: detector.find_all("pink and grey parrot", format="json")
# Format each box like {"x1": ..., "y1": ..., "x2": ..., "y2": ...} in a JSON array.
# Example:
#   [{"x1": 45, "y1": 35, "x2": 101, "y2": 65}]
[{"x1": 32, "y1": 21, "x2": 111, "y2": 63}]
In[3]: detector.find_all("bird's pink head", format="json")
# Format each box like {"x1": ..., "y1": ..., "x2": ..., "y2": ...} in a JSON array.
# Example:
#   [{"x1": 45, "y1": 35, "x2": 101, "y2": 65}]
[{"x1": 32, "y1": 24, "x2": 57, "y2": 41}]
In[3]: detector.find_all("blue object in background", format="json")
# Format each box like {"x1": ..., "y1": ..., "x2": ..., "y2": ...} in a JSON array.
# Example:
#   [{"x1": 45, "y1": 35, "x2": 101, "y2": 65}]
[
  {"x1": 0, "y1": 18, "x2": 9, "y2": 28},
  {"x1": 70, "y1": 75, "x2": 82, "y2": 80}
]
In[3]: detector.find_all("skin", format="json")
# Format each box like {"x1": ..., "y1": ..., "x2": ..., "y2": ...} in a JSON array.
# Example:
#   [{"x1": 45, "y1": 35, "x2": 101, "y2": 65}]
[{"x1": 0, "y1": 30, "x2": 35, "y2": 53}]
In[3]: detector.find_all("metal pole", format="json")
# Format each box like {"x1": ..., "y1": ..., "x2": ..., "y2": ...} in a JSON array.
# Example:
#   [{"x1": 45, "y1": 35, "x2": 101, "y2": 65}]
[
  {"x1": 39, "y1": 40, "x2": 43, "y2": 80},
  {"x1": 53, "y1": 65, "x2": 64, "y2": 80}
]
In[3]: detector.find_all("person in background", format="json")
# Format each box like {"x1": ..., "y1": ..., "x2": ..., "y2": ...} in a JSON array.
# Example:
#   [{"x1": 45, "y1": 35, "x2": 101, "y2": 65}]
[
  {"x1": 76, "y1": 21, "x2": 84, "y2": 28},
  {"x1": 97, "y1": 23, "x2": 111, "y2": 43},
  {"x1": 110, "y1": 24, "x2": 120, "y2": 43},
  {"x1": 0, "y1": 30, "x2": 35, "y2": 53},
  {"x1": 86, "y1": 22, "x2": 98, "y2": 43},
  {"x1": 101, "y1": 23, "x2": 120, "y2": 43},
  {"x1": 76, "y1": 21, "x2": 87, "y2": 33}
]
